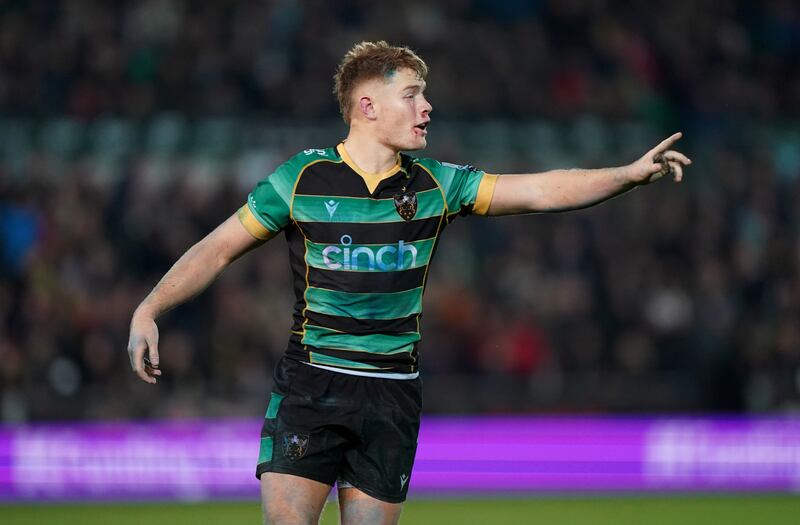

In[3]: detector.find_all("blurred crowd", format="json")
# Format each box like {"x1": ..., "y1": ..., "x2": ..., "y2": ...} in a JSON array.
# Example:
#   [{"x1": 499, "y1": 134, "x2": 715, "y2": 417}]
[
  {"x1": 1, "y1": 0, "x2": 799, "y2": 421},
  {"x1": 0, "y1": 0, "x2": 798, "y2": 121}
]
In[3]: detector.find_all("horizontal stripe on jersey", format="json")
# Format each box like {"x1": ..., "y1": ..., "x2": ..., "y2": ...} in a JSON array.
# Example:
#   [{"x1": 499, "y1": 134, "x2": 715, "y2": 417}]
[
  {"x1": 309, "y1": 347, "x2": 417, "y2": 370},
  {"x1": 294, "y1": 148, "x2": 438, "y2": 198},
  {"x1": 298, "y1": 216, "x2": 441, "y2": 244},
  {"x1": 285, "y1": 338, "x2": 418, "y2": 375},
  {"x1": 305, "y1": 310, "x2": 418, "y2": 335},
  {"x1": 307, "y1": 265, "x2": 427, "y2": 294},
  {"x1": 308, "y1": 352, "x2": 384, "y2": 370},
  {"x1": 304, "y1": 286, "x2": 422, "y2": 320},
  {"x1": 292, "y1": 189, "x2": 444, "y2": 223},
  {"x1": 303, "y1": 324, "x2": 419, "y2": 354}
]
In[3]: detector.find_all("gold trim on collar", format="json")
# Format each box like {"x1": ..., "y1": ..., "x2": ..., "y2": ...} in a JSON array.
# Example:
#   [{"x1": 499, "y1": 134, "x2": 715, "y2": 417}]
[{"x1": 337, "y1": 143, "x2": 401, "y2": 194}]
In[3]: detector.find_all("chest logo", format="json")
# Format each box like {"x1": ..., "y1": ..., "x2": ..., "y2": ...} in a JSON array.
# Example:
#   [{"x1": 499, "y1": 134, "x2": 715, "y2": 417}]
[
  {"x1": 394, "y1": 191, "x2": 417, "y2": 221},
  {"x1": 325, "y1": 200, "x2": 339, "y2": 219}
]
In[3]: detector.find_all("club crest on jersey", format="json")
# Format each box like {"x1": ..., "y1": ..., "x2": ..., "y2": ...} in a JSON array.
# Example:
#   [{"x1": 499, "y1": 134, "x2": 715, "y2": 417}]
[
  {"x1": 394, "y1": 191, "x2": 417, "y2": 221},
  {"x1": 283, "y1": 433, "x2": 309, "y2": 461}
]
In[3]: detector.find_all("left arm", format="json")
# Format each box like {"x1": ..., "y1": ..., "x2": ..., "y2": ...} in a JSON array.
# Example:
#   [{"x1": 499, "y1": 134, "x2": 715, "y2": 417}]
[{"x1": 487, "y1": 132, "x2": 692, "y2": 215}]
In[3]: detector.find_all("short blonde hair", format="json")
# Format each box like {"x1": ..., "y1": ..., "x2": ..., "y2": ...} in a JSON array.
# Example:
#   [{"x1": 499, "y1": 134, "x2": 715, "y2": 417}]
[{"x1": 333, "y1": 41, "x2": 428, "y2": 124}]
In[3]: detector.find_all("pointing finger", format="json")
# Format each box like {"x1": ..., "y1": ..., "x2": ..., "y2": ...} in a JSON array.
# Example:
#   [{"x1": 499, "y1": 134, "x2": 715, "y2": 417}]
[{"x1": 650, "y1": 132, "x2": 683, "y2": 156}]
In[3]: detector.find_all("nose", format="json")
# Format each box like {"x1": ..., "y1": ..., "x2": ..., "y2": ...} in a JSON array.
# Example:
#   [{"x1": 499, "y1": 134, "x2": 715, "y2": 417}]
[{"x1": 421, "y1": 95, "x2": 432, "y2": 116}]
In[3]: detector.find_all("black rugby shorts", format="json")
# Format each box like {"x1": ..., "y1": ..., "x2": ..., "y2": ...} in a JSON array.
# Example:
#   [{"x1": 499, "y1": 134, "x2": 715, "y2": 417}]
[{"x1": 256, "y1": 356, "x2": 422, "y2": 503}]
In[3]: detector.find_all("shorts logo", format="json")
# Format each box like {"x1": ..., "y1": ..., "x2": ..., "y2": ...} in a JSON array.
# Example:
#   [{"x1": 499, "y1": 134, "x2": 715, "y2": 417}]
[
  {"x1": 394, "y1": 191, "x2": 417, "y2": 221},
  {"x1": 283, "y1": 433, "x2": 310, "y2": 461},
  {"x1": 400, "y1": 473, "x2": 409, "y2": 489}
]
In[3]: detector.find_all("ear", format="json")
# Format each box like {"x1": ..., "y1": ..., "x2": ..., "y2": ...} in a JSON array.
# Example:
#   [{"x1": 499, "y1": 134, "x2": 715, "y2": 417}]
[{"x1": 358, "y1": 96, "x2": 377, "y2": 120}]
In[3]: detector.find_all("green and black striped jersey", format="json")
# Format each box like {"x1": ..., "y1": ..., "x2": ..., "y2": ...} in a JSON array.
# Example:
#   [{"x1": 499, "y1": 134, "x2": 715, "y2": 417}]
[{"x1": 238, "y1": 143, "x2": 497, "y2": 379}]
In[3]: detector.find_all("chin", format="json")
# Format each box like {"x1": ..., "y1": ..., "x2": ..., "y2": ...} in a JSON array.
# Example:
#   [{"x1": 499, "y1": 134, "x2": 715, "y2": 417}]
[
  {"x1": 386, "y1": 134, "x2": 427, "y2": 152},
  {"x1": 404, "y1": 138, "x2": 427, "y2": 151}
]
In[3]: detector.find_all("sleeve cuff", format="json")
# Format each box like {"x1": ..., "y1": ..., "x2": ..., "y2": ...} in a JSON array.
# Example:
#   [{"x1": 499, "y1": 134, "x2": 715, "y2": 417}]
[
  {"x1": 237, "y1": 204, "x2": 274, "y2": 240},
  {"x1": 472, "y1": 173, "x2": 498, "y2": 215}
]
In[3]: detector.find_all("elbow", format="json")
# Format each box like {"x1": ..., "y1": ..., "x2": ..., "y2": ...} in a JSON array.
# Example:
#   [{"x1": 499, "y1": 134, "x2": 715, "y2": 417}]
[
  {"x1": 190, "y1": 237, "x2": 233, "y2": 274},
  {"x1": 214, "y1": 243, "x2": 238, "y2": 270}
]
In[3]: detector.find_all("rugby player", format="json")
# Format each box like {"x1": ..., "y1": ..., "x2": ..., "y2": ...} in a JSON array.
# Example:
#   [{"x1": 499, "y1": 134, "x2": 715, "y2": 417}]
[{"x1": 127, "y1": 41, "x2": 691, "y2": 524}]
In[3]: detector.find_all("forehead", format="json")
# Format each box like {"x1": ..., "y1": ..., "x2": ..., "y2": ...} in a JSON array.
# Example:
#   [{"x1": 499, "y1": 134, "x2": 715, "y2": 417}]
[
  {"x1": 355, "y1": 68, "x2": 426, "y2": 99},
  {"x1": 384, "y1": 67, "x2": 426, "y2": 89}
]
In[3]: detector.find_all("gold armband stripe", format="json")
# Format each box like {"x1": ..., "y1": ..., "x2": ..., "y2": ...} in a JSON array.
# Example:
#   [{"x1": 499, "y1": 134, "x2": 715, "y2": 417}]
[
  {"x1": 237, "y1": 204, "x2": 274, "y2": 240},
  {"x1": 473, "y1": 173, "x2": 499, "y2": 216}
]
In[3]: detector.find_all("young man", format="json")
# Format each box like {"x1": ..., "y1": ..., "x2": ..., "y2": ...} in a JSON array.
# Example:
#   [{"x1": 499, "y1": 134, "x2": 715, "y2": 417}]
[{"x1": 127, "y1": 41, "x2": 691, "y2": 524}]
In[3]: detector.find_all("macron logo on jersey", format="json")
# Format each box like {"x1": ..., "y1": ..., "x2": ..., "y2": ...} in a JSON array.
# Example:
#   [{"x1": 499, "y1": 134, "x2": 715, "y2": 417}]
[{"x1": 325, "y1": 200, "x2": 339, "y2": 219}]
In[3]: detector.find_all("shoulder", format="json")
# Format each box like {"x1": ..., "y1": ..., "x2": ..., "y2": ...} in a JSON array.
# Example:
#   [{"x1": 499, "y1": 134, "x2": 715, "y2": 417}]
[
  {"x1": 410, "y1": 156, "x2": 480, "y2": 183},
  {"x1": 410, "y1": 155, "x2": 475, "y2": 172},
  {"x1": 277, "y1": 147, "x2": 340, "y2": 178},
  {"x1": 256, "y1": 147, "x2": 339, "y2": 190}
]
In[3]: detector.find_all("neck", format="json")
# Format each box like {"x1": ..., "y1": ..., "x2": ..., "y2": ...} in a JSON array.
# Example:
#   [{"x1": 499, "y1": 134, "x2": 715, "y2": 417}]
[{"x1": 341, "y1": 126, "x2": 399, "y2": 174}]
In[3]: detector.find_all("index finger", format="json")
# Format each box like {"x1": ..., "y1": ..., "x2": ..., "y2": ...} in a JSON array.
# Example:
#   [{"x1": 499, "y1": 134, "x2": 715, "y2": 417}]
[{"x1": 651, "y1": 132, "x2": 683, "y2": 155}]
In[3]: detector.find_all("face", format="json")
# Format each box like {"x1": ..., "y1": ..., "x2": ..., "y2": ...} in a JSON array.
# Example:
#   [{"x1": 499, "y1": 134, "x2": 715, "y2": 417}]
[{"x1": 360, "y1": 67, "x2": 433, "y2": 151}]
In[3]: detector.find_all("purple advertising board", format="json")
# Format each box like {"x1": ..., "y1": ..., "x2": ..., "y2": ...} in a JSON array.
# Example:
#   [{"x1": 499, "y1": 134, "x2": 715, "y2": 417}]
[{"x1": 1, "y1": 417, "x2": 799, "y2": 501}]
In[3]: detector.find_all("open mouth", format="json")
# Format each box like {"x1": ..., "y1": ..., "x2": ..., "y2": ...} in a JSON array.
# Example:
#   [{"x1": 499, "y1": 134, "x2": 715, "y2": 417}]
[{"x1": 414, "y1": 122, "x2": 429, "y2": 135}]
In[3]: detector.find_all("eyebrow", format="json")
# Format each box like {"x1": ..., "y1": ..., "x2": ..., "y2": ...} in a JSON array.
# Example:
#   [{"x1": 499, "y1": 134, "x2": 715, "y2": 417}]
[{"x1": 402, "y1": 83, "x2": 426, "y2": 93}]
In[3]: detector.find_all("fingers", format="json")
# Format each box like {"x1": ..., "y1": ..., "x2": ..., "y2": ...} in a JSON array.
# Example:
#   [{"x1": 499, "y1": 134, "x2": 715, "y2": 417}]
[
  {"x1": 670, "y1": 161, "x2": 683, "y2": 182},
  {"x1": 147, "y1": 340, "x2": 160, "y2": 371},
  {"x1": 662, "y1": 150, "x2": 692, "y2": 166},
  {"x1": 143, "y1": 356, "x2": 162, "y2": 378},
  {"x1": 652, "y1": 132, "x2": 683, "y2": 154},
  {"x1": 128, "y1": 337, "x2": 160, "y2": 384},
  {"x1": 648, "y1": 159, "x2": 685, "y2": 184},
  {"x1": 647, "y1": 157, "x2": 670, "y2": 183},
  {"x1": 649, "y1": 144, "x2": 691, "y2": 184}
]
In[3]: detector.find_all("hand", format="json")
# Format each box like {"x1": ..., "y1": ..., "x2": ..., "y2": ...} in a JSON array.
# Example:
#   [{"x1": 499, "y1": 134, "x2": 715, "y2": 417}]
[
  {"x1": 127, "y1": 311, "x2": 162, "y2": 384},
  {"x1": 626, "y1": 132, "x2": 692, "y2": 185}
]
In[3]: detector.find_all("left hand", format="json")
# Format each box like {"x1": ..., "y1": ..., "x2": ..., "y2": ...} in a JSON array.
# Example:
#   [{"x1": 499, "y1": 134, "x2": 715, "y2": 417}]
[{"x1": 626, "y1": 132, "x2": 692, "y2": 185}]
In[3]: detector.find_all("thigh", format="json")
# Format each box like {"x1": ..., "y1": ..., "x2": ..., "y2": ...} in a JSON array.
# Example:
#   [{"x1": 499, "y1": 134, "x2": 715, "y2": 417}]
[
  {"x1": 338, "y1": 485, "x2": 403, "y2": 525},
  {"x1": 261, "y1": 471, "x2": 331, "y2": 525}
]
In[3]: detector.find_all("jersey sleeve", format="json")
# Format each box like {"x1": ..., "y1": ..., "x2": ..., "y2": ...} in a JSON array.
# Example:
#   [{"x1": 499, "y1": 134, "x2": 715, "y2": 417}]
[
  {"x1": 419, "y1": 159, "x2": 498, "y2": 217},
  {"x1": 238, "y1": 160, "x2": 299, "y2": 240}
]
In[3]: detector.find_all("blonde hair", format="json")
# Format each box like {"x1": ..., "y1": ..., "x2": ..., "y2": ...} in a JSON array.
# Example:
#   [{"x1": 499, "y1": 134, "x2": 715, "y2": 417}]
[{"x1": 333, "y1": 41, "x2": 428, "y2": 124}]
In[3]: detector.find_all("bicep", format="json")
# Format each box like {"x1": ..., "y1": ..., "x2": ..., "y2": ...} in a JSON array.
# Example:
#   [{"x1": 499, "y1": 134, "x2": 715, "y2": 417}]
[
  {"x1": 487, "y1": 174, "x2": 542, "y2": 216},
  {"x1": 203, "y1": 212, "x2": 272, "y2": 265}
]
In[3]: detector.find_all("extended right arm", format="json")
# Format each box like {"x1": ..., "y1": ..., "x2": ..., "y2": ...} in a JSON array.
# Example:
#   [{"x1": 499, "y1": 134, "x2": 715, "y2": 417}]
[{"x1": 127, "y1": 211, "x2": 270, "y2": 383}]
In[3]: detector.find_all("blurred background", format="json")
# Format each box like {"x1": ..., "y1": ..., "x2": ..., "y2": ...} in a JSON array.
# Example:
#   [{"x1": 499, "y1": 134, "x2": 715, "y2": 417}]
[
  {"x1": 2, "y1": 0, "x2": 799, "y2": 421},
  {"x1": 0, "y1": 1, "x2": 799, "y2": 520}
]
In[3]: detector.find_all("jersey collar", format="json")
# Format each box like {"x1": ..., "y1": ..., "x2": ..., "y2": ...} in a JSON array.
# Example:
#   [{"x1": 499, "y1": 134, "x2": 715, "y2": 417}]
[{"x1": 337, "y1": 143, "x2": 402, "y2": 194}]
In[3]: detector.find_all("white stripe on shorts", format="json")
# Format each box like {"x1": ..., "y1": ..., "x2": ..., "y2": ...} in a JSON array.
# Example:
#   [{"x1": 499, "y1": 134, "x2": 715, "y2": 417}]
[{"x1": 305, "y1": 362, "x2": 419, "y2": 380}]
